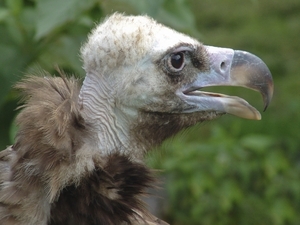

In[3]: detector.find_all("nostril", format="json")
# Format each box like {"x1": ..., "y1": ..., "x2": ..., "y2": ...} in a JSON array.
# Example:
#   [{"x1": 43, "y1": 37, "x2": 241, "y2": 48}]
[{"x1": 220, "y1": 61, "x2": 227, "y2": 72}]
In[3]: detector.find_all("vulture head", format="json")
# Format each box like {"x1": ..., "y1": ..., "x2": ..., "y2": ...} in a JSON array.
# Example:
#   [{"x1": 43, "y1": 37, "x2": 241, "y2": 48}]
[
  {"x1": 0, "y1": 13, "x2": 273, "y2": 225},
  {"x1": 79, "y1": 13, "x2": 273, "y2": 159}
]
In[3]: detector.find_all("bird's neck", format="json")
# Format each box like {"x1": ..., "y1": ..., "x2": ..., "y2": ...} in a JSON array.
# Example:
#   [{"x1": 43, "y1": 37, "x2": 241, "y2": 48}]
[{"x1": 78, "y1": 74, "x2": 144, "y2": 161}]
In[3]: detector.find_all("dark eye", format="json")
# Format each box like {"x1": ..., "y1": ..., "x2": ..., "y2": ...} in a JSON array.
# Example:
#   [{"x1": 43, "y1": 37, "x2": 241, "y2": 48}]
[{"x1": 168, "y1": 52, "x2": 185, "y2": 72}]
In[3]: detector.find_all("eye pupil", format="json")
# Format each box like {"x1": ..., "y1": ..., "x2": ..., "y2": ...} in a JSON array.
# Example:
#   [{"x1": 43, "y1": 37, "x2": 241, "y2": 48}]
[{"x1": 170, "y1": 52, "x2": 184, "y2": 70}]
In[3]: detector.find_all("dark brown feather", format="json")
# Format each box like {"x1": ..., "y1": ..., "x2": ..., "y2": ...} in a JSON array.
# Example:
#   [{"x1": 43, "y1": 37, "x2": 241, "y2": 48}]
[{"x1": 50, "y1": 153, "x2": 156, "y2": 225}]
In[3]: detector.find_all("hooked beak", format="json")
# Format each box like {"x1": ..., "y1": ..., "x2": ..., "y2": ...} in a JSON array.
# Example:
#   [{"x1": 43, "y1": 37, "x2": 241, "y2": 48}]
[{"x1": 179, "y1": 46, "x2": 274, "y2": 120}]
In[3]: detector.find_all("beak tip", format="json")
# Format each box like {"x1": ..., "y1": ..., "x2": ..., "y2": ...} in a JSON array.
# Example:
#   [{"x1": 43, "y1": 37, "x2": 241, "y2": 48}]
[
  {"x1": 231, "y1": 50, "x2": 274, "y2": 114},
  {"x1": 263, "y1": 98, "x2": 270, "y2": 112},
  {"x1": 263, "y1": 80, "x2": 274, "y2": 112}
]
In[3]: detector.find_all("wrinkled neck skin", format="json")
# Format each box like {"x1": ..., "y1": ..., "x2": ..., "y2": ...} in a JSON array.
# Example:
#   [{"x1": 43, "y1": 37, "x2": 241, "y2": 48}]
[{"x1": 79, "y1": 74, "x2": 143, "y2": 161}]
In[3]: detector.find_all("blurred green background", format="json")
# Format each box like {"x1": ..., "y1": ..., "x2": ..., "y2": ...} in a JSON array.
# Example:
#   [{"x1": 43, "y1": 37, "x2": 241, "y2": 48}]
[{"x1": 0, "y1": 0, "x2": 299, "y2": 224}]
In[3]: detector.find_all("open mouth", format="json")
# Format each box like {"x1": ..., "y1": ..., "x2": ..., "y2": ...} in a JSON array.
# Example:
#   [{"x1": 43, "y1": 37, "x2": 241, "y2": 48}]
[
  {"x1": 182, "y1": 88, "x2": 263, "y2": 120},
  {"x1": 178, "y1": 46, "x2": 274, "y2": 120}
]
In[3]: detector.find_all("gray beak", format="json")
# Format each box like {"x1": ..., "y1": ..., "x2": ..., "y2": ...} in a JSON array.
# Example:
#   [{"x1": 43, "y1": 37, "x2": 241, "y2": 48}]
[{"x1": 179, "y1": 46, "x2": 274, "y2": 120}]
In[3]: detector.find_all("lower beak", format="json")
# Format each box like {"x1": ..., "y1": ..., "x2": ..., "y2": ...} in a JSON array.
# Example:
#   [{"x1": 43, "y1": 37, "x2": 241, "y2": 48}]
[{"x1": 180, "y1": 46, "x2": 274, "y2": 120}]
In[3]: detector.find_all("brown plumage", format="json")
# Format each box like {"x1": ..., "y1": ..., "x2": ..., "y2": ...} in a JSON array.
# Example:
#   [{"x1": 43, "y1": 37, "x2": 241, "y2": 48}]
[
  {"x1": 0, "y1": 74, "x2": 165, "y2": 225},
  {"x1": 0, "y1": 13, "x2": 273, "y2": 225}
]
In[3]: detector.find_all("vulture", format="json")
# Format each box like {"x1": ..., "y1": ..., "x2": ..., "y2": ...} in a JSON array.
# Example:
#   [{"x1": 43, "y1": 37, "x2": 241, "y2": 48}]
[{"x1": 0, "y1": 13, "x2": 273, "y2": 225}]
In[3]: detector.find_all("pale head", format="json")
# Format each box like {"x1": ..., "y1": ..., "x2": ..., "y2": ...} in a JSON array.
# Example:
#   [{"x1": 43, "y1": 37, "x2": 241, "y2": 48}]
[{"x1": 79, "y1": 13, "x2": 273, "y2": 159}]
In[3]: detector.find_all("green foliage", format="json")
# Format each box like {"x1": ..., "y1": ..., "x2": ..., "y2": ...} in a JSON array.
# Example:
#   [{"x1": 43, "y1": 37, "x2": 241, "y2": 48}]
[
  {"x1": 0, "y1": 0, "x2": 99, "y2": 147},
  {"x1": 35, "y1": 0, "x2": 96, "y2": 39},
  {"x1": 1, "y1": 0, "x2": 300, "y2": 224},
  {"x1": 148, "y1": 124, "x2": 299, "y2": 224}
]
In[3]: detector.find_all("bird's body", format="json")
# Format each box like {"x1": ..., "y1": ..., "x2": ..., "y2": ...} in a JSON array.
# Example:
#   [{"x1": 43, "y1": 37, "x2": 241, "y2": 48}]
[
  {"x1": 0, "y1": 13, "x2": 273, "y2": 225},
  {"x1": 0, "y1": 75, "x2": 165, "y2": 225}
]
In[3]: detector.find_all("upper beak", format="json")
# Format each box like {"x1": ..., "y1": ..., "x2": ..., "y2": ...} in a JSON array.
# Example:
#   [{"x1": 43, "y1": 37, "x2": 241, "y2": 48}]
[{"x1": 179, "y1": 46, "x2": 274, "y2": 120}]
